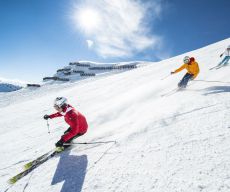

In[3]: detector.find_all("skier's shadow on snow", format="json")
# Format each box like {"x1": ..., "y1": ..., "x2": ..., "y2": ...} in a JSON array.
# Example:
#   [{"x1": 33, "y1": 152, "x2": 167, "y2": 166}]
[
  {"x1": 51, "y1": 150, "x2": 88, "y2": 192},
  {"x1": 203, "y1": 86, "x2": 230, "y2": 95}
]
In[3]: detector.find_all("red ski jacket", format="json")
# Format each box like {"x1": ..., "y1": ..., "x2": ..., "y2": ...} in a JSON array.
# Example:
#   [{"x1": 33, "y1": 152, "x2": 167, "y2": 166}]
[{"x1": 49, "y1": 104, "x2": 88, "y2": 142}]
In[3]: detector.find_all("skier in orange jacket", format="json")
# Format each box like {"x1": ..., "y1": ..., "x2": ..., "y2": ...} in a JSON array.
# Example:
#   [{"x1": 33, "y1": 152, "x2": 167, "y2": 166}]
[{"x1": 171, "y1": 56, "x2": 200, "y2": 88}]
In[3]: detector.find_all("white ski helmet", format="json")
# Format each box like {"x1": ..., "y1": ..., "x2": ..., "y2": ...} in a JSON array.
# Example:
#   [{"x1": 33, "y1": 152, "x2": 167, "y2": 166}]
[
  {"x1": 183, "y1": 56, "x2": 190, "y2": 64},
  {"x1": 54, "y1": 97, "x2": 67, "y2": 108}
]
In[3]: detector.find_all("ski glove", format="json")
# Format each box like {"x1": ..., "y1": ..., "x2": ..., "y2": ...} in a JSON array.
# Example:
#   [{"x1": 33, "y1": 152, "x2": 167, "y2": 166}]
[
  {"x1": 55, "y1": 139, "x2": 64, "y2": 147},
  {"x1": 43, "y1": 115, "x2": 50, "y2": 120}
]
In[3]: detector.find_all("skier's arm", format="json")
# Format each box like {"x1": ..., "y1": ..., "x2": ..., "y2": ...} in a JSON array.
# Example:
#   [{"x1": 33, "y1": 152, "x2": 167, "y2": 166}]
[
  {"x1": 49, "y1": 112, "x2": 62, "y2": 119},
  {"x1": 173, "y1": 64, "x2": 186, "y2": 73}
]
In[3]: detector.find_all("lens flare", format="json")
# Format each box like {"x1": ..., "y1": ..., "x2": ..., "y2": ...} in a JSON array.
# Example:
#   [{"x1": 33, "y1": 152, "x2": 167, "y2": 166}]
[{"x1": 76, "y1": 8, "x2": 101, "y2": 33}]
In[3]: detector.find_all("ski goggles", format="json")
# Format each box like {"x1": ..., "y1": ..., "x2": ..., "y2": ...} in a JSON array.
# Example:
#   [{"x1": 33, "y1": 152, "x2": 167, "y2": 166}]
[
  {"x1": 54, "y1": 104, "x2": 61, "y2": 110},
  {"x1": 183, "y1": 58, "x2": 190, "y2": 64}
]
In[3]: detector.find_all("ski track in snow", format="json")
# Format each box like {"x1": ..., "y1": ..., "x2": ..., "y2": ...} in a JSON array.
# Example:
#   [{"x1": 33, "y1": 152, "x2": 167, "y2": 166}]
[{"x1": 0, "y1": 38, "x2": 230, "y2": 192}]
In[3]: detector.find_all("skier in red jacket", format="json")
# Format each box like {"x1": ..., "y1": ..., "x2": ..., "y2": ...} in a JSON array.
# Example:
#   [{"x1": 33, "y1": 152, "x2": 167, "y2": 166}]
[{"x1": 44, "y1": 97, "x2": 88, "y2": 148}]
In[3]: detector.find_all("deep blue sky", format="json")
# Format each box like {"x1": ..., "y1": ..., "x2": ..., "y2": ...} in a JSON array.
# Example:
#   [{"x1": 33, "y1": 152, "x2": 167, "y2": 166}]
[{"x1": 0, "y1": 0, "x2": 229, "y2": 82}]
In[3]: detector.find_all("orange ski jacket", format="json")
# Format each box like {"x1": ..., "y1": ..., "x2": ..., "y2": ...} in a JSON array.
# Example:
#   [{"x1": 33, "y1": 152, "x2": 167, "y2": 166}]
[{"x1": 173, "y1": 58, "x2": 200, "y2": 79}]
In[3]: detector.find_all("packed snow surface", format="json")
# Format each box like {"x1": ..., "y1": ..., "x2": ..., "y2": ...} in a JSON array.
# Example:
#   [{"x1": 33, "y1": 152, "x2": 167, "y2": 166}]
[{"x1": 0, "y1": 38, "x2": 230, "y2": 192}]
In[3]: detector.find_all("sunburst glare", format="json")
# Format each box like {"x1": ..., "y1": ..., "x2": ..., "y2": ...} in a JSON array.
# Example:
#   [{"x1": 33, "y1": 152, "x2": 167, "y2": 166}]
[{"x1": 76, "y1": 8, "x2": 101, "y2": 33}]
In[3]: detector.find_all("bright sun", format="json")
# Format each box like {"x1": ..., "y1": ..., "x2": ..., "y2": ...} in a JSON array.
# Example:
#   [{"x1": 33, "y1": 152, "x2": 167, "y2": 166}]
[{"x1": 77, "y1": 8, "x2": 101, "y2": 33}]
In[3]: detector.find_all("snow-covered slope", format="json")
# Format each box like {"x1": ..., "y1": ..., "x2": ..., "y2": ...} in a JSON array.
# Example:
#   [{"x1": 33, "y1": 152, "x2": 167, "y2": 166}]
[{"x1": 0, "y1": 38, "x2": 230, "y2": 192}]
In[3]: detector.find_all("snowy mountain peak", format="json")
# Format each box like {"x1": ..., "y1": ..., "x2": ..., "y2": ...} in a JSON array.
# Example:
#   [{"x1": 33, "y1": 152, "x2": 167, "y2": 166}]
[{"x1": 0, "y1": 78, "x2": 27, "y2": 92}]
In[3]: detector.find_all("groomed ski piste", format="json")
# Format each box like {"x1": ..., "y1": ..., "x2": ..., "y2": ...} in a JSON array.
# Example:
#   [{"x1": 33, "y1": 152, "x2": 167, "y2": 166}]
[{"x1": 0, "y1": 38, "x2": 229, "y2": 192}]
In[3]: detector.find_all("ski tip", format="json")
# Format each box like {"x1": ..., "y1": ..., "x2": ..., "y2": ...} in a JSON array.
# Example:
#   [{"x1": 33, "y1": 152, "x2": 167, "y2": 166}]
[
  {"x1": 8, "y1": 177, "x2": 17, "y2": 185},
  {"x1": 24, "y1": 162, "x2": 32, "y2": 170}
]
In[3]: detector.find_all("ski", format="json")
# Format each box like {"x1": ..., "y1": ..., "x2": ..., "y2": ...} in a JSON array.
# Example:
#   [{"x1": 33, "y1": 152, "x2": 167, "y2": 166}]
[
  {"x1": 209, "y1": 66, "x2": 217, "y2": 70},
  {"x1": 161, "y1": 87, "x2": 187, "y2": 97},
  {"x1": 161, "y1": 87, "x2": 183, "y2": 97},
  {"x1": 8, "y1": 140, "x2": 116, "y2": 184},
  {"x1": 23, "y1": 144, "x2": 78, "y2": 170},
  {"x1": 8, "y1": 147, "x2": 66, "y2": 184},
  {"x1": 23, "y1": 149, "x2": 54, "y2": 170},
  {"x1": 209, "y1": 65, "x2": 222, "y2": 70}
]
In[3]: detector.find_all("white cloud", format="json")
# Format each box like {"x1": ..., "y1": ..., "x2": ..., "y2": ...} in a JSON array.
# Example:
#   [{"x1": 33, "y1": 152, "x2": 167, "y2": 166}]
[
  {"x1": 86, "y1": 40, "x2": 94, "y2": 49},
  {"x1": 71, "y1": 0, "x2": 163, "y2": 58}
]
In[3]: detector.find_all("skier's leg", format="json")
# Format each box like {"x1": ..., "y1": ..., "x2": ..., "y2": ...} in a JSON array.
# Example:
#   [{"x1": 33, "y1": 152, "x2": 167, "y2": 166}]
[
  {"x1": 178, "y1": 73, "x2": 191, "y2": 88},
  {"x1": 64, "y1": 127, "x2": 71, "y2": 134},
  {"x1": 55, "y1": 127, "x2": 80, "y2": 149},
  {"x1": 178, "y1": 73, "x2": 193, "y2": 88},
  {"x1": 178, "y1": 74, "x2": 186, "y2": 88},
  {"x1": 223, "y1": 56, "x2": 230, "y2": 66},
  {"x1": 61, "y1": 125, "x2": 85, "y2": 143},
  {"x1": 66, "y1": 133, "x2": 84, "y2": 143},
  {"x1": 62, "y1": 128, "x2": 78, "y2": 142},
  {"x1": 64, "y1": 133, "x2": 85, "y2": 148},
  {"x1": 218, "y1": 56, "x2": 227, "y2": 67},
  {"x1": 183, "y1": 74, "x2": 194, "y2": 87}
]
